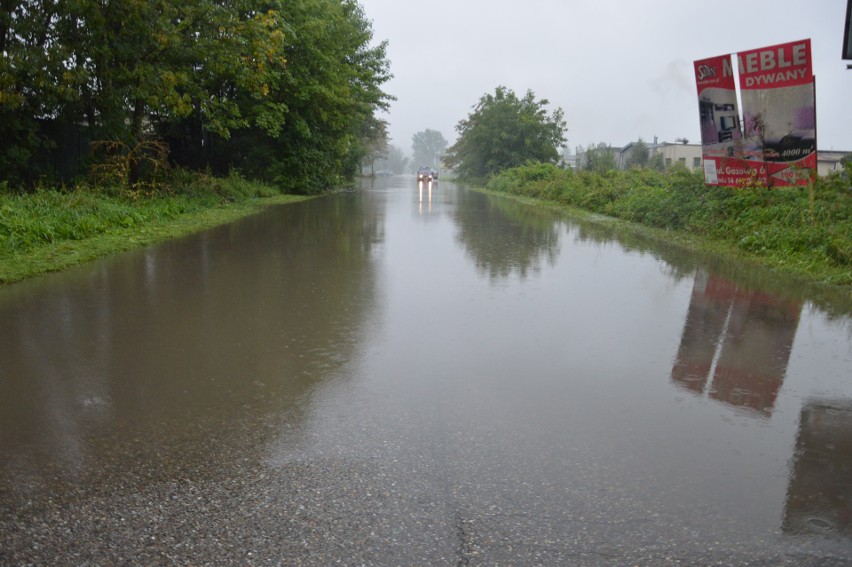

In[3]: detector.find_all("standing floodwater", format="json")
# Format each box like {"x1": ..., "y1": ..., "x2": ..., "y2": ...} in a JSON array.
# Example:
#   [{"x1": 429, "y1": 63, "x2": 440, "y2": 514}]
[{"x1": 1, "y1": 177, "x2": 850, "y2": 565}]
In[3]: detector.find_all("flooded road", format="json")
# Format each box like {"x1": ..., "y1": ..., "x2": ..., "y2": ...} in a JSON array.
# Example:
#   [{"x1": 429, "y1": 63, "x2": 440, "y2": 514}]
[{"x1": 1, "y1": 177, "x2": 851, "y2": 565}]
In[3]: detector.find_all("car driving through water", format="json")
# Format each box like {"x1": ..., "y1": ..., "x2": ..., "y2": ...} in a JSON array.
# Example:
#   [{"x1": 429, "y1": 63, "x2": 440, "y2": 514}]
[{"x1": 416, "y1": 166, "x2": 433, "y2": 182}]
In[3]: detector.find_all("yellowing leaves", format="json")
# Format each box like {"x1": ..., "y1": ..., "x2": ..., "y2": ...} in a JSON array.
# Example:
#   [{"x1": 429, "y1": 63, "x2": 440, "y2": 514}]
[
  {"x1": 0, "y1": 0, "x2": 392, "y2": 193},
  {"x1": 0, "y1": 91, "x2": 25, "y2": 108},
  {"x1": 160, "y1": 71, "x2": 178, "y2": 88}
]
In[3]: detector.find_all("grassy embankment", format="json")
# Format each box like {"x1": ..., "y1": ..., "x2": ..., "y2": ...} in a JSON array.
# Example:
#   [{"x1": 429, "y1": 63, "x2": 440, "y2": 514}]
[
  {"x1": 484, "y1": 163, "x2": 852, "y2": 289},
  {"x1": 0, "y1": 171, "x2": 311, "y2": 284}
]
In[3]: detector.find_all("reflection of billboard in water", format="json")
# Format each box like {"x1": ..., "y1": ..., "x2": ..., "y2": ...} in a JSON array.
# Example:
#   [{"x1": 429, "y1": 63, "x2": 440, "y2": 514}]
[
  {"x1": 694, "y1": 39, "x2": 816, "y2": 187},
  {"x1": 784, "y1": 400, "x2": 852, "y2": 537},
  {"x1": 670, "y1": 270, "x2": 801, "y2": 417}
]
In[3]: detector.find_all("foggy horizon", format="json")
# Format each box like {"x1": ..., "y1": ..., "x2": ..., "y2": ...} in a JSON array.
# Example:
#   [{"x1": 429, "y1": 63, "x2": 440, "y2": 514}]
[{"x1": 359, "y1": 0, "x2": 852, "y2": 158}]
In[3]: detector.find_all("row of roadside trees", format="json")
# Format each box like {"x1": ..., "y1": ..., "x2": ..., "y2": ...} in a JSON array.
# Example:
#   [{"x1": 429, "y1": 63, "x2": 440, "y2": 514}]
[
  {"x1": 0, "y1": 0, "x2": 393, "y2": 193},
  {"x1": 440, "y1": 85, "x2": 700, "y2": 179},
  {"x1": 367, "y1": 129, "x2": 448, "y2": 176},
  {"x1": 366, "y1": 87, "x2": 667, "y2": 180},
  {"x1": 368, "y1": 86, "x2": 565, "y2": 181},
  {"x1": 445, "y1": 86, "x2": 566, "y2": 182}
]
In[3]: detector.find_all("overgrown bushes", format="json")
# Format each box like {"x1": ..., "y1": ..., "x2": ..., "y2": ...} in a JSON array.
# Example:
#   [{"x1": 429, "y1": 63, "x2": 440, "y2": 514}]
[
  {"x1": 0, "y1": 171, "x2": 279, "y2": 257},
  {"x1": 486, "y1": 162, "x2": 852, "y2": 286}
]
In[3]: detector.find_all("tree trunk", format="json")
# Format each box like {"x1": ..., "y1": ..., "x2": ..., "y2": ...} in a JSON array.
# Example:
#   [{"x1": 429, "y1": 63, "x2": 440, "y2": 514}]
[{"x1": 128, "y1": 97, "x2": 145, "y2": 186}]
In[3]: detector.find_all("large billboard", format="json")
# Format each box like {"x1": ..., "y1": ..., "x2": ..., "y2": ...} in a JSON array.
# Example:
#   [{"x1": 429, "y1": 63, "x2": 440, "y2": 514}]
[{"x1": 694, "y1": 39, "x2": 816, "y2": 187}]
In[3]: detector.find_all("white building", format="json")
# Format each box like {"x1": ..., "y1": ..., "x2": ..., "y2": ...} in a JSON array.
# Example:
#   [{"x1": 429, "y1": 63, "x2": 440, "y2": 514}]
[
  {"x1": 619, "y1": 139, "x2": 848, "y2": 177},
  {"x1": 817, "y1": 151, "x2": 850, "y2": 176},
  {"x1": 618, "y1": 140, "x2": 703, "y2": 172}
]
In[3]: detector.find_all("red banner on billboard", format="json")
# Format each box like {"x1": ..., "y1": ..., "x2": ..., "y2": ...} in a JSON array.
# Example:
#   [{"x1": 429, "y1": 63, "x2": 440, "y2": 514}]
[
  {"x1": 694, "y1": 54, "x2": 747, "y2": 186},
  {"x1": 738, "y1": 40, "x2": 813, "y2": 88},
  {"x1": 738, "y1": 39, "x2": 816, "y2": 186},
  {"x1": 694, "y1": 39, "x2": 816, "y2": 187}
]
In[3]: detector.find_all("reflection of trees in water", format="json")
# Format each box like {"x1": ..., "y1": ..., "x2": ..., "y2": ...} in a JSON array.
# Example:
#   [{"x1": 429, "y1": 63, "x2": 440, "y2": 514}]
[
  {"x1": 671, "y1": 269, "x2": 802, "y2": 417},
  {"x1": 784, "y1": 400, "x2": 852, "y2": 537},
  {"x1": 0, "y1": 193, "x2": 383, "y2": 489},
  {"x1": 569, "y1": 221, "x2": 696, "y2": 283},
  {"x1": 456, "y1": 189, "x2": 849, "y2": 319},
  {"x1": 561, "y1": 209, "x2": 852, "y2": 322},
  {"x1": 453, "y1": 190, "x2": 561, "y2": 281}
]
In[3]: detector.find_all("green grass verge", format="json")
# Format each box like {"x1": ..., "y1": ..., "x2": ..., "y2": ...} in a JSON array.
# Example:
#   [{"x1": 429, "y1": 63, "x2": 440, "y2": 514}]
[
  {"x1": 0, "y1": 173, "x2": 311, "y2": 284},
  {"x1": 482, "y1": 163, "x2": 852, "y2": 291}
]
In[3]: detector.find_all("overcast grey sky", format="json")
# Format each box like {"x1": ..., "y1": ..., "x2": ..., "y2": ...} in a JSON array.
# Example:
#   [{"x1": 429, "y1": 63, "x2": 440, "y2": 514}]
[{"x1": 358, "y1": 0, "x2": 852, "y2": 157}]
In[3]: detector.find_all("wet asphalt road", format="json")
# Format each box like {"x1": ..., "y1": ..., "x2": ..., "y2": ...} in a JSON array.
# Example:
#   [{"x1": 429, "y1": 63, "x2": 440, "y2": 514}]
[
  {"x1": 4, "y1": 404, "x2": 850, "y2": 566},
  {"x1": 2, "y1": 178, "x2": 851, "y2": 565}
]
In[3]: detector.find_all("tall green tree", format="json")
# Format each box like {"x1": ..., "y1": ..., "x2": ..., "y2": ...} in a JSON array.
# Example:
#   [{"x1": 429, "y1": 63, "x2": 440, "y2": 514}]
[
  {"x1": 212, "y1": 0, "x2": 393, "y2": 193},
  {"x1": 80, "y1": 0, "x2": 286, "y2": 182},
  {"x1": 375, "y1": 144, "x2": 408, "y2": 174},
  {"x1": 0, "y1": 0, "x2": 80, "y2": 184},
  {"x1": 411, "y1": 128, "x2": 447, "y2": 168},
  {"x1": 625, "y1": 138, "x2": 649, "y2": 168},
  {"x1": 0, "y1": 0, "x2": 288, "y2": 185},
  {"x1": 1, "y1": 0, "x2": 392, "y2": 192},
  {"x1": 649, "y1": 152, "x2": 665, "y2": 171},
  {"x1": 445, "y1": 86, "x2": 566, "y2": 182},
  {"x1": 357, "y1": 114, "x2": 389, "y2": 176},
  {"x1": 581, "y1": 142, "x2": 617, "y2": 173}
]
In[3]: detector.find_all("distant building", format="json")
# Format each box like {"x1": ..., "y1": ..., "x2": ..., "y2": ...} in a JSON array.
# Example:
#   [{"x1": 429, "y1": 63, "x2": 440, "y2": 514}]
[
  {"x1": 652, "y1": 141, "x2": 704, "y2": 171},
  {"x1": 817, "y1": 150, "x2": 850, "y2": 176},
  {"x1": 618, "y1": 139, "x2": 703, "y2": 172},
  {"x1": 559, "y1": 148, "x2": 579, "y2": 170},
  {"x1": 619, "y1": 140, "x2": 849, "y2": 177}
]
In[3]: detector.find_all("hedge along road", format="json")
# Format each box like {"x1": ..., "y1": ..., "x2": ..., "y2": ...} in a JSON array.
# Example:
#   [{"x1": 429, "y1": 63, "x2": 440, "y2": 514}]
[{"x1": 1, "y1": 176, "x2": 850, "y2": 565}]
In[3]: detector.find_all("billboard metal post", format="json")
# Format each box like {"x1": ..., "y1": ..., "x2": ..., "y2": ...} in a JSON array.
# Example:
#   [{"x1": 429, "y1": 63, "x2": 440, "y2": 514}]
[{"x1": 844, "y1": 0, "x2": 852, "y2": 62}]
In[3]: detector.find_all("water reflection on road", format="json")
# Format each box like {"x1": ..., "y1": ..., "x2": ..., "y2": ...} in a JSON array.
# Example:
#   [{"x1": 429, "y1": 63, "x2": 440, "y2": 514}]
[
  {"x1": 1, "y1": 176, "x2": 850, "y2": 564},
  {"x1": 0, "y1": 194, "x2": 382, "y2": 484},
  {"x1": 672, "y1": 270, "x2": 802, "y2": 417}
]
